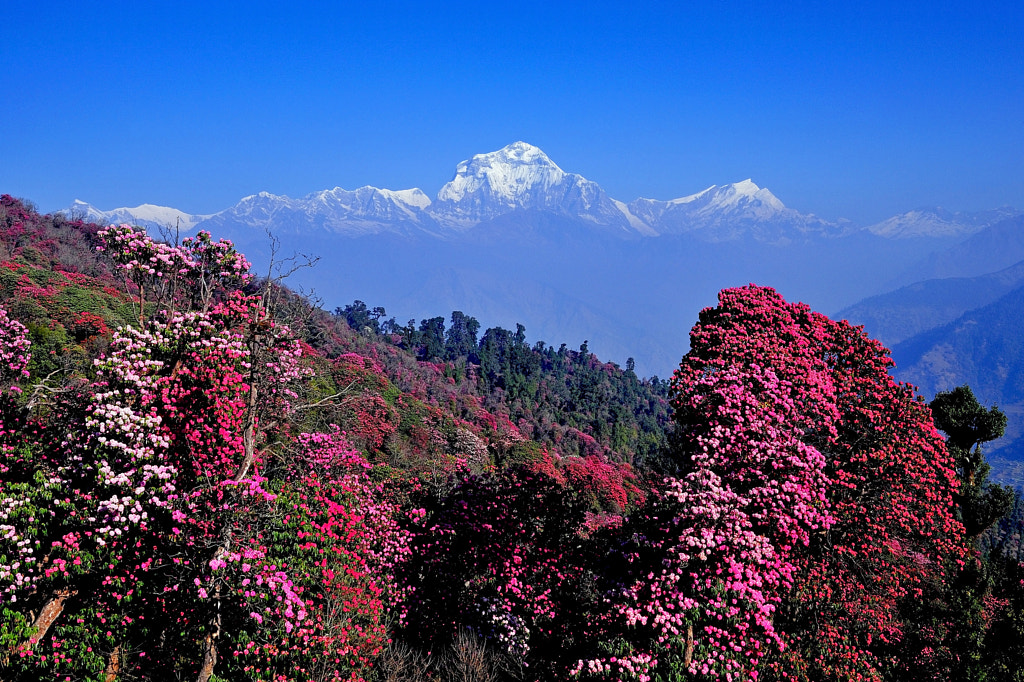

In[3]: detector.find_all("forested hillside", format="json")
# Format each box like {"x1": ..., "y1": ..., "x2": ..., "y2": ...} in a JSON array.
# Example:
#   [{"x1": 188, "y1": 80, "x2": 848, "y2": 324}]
[{"x1": 1, "y1": 194, "x2": 1023, "y2": 682}]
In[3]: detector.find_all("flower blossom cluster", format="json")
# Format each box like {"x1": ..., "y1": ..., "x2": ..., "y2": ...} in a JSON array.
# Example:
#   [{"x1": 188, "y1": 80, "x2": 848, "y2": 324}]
[
  {"x1": 573, "y1": 363, "x2": 836, "y2": 681},
  {"x1": 97, "y1": 225, "x2": 253, "y2": 317}
]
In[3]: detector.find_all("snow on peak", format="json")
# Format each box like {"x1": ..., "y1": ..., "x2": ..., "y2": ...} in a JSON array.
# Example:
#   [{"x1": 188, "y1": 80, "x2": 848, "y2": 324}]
[
  {"x1": 460, "y1": 141, "x2": 561, "y2": 171},
  {"x1": 310, "y1": 186, "x2": 430, "y2": 208},
  {"x1": 717, "y1": 180, "x2": 786, "y2": 211},
  {"x1": 667, "y1": 180, "x2": 785, "y2": 212},
  {"x1": 437, "y1": 141, "x2": 569, "y2": 206},
  {"x1": 60, "y1": 200, "x2": 212, "y2": 230},
  {"x1": 380, "y1": 188, "x2": 432, "y2": 209},
  {"x1": 668, "y1": 185, "x2": 716, "y2": 205}
]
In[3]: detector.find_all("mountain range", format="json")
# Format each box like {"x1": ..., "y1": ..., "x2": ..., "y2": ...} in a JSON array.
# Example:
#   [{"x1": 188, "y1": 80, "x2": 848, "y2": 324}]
[{"x1": 64, "y1": 141, "x2": 1018, "y2": 245}]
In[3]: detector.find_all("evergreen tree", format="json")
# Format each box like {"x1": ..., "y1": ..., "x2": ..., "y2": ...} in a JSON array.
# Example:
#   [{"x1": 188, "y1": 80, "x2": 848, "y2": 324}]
[
  {"x1": 445, "y1": 310, "x2": 480, "y2": 361},
  {"x1": 418, "y1": 316, "x2": 446, "y2": 360},
  {"x1": 930, "y1": 385, "x2": 1013, "y2": 538},
  {"x1": 335, "y1": 299, "x2": 386, "y2": 335}
]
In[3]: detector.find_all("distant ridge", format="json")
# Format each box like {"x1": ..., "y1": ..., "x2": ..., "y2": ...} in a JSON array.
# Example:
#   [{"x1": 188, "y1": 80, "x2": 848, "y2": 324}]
[
  {"x1": 63, "y1": 199, "x2": 212, "y2": 232},
  {"x1": 866, "y1": 207, "x2": 1022, "y2": 239}
]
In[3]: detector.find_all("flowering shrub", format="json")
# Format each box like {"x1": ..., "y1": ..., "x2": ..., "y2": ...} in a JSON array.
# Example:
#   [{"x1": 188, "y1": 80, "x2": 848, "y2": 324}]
[
  {"x1": 220, "y1": 429, "x2": 413, "y2": 681},
  {"x1": 97, "y1": 224, "x2": 252, "y2": 321},
  {"x1": 0, "y1": 228, "x2": 405, "y2": 681},
  {"x1": 400, "y1": 467, "x2": 593, "y2": 677},
  {"x1": 563, "y1": 454, "x2": 644, "y2": 513},
  {"x1": 0, "y1": 307, "x2": 30, "y2": 391},
  {"x1": 675, "y1": 285, "x2": 966, "y2": 681},
  {"x1": 573, "y1": 363, "x2": 835, "y2": 681}
]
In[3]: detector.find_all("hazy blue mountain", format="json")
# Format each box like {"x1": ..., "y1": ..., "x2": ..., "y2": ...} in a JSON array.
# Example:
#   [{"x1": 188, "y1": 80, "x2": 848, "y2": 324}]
[
  {"x1": 892, "y1": 284, "x2": 1024, "y2": 405},
  {"x1": 837, "y1": 260, "x2": 1024, "y2": 347},
  {"x1": 892, "y1": 214, "x2": 1024, "y2": 286},
  {"x1": 865, "y1": 206, "x2": 1021, "y2": 239},
  {"x1": 890, "y1": 285, "x2": 1024, "y2": 487}
]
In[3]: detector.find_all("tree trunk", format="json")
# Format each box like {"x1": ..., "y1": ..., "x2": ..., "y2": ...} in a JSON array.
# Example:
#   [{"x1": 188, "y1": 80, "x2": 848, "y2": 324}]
[
  {"x1": 196, "y1": 582, "x2": 223, "y2": 682},
  {"x1": 684, "y1": 624, "x2": 694, "y2": 668},
  {"x1": 138, "y1": 286, "x2": 146, "y2": 327},
  {"x1": 234, "y1": 383, "x2": 259, "y2": 483},
  {"x1": 103, "y1": 645, "x2": 121, "y2": 682},
  {"x1": 196, "y1": 631, "x2": 217, "y2": 682},
  {"x1": 25, "y1": 589, "x2": 76, "y2": 649}
]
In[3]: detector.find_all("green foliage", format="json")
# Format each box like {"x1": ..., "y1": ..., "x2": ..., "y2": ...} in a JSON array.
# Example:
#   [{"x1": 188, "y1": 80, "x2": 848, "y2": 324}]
[
  {"x1": 324, "y1": 300, "x2": 671, "y2": 468},
  {"x1": 931, "y1": 385, "x2": 1014, "y2": 538}
]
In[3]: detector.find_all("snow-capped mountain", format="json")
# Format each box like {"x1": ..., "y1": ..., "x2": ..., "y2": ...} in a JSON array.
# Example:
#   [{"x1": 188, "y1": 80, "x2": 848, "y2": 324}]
[
  {"x1": 63, "y1": 199, "x2": 212, "y2": 232},
  {"x1": 627, "y1": 180, "x2": 847, "y2": 243},
  {"x1": 429, "y1": 142, "x2": 643, "y2": 233},
  {"x1": 865, "y1": 207, "x2": 1023, "y2": 239},
  {"x1": 197, "y1": 186, "x2": 440, "y2": 238}
]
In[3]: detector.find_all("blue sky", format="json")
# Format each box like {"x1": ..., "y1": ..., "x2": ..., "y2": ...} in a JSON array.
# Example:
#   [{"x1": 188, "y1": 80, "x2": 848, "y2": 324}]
[{"x1": 3, "y1": 1, "x2": 1022, "y2": 225}]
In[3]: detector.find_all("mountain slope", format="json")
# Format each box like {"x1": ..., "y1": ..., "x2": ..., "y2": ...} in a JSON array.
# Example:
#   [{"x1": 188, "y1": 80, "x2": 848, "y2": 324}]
[
  {"x1": 891, "y1": 284, "x2": 1024, "y2": 485},
  {"x1": 0, "y1": 194, "x2": 672, "y2": 473},
  {"x1": 837, "y1": 259, "x2": 1024, "y2": 347},
  {"x1": 893, "y1": 214, "x2": 1024, "y2": 285},
  {"x1": 893, "y1": 284, "x2": 1024, "y2": 405}
]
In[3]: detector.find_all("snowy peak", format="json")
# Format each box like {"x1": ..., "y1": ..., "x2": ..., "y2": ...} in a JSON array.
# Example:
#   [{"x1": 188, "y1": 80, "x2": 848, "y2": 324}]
[
  {"x1": 436, "y1": 142, "x2": 567, "y2": 208},
  {"x1": 622, "y1": 178, "x2": 834, "y2": 243},
  {"x1": 866, "y1": 207, "x2": 1023, "y2": 239},
  {"x1": 443, "y1": 142, "x2": 564, "y2": 194},
  {"x1": 198, "y1": 185, "x2": 438, "y2": 237},
  {"x1": 381, "y1": 188, "x2": 432, "y2": 209},
  {"x1": 307, "y1": 186, "x2": 432, "y2": 217},
  {"x1": 431, "y1": 142, "x2": 637, "y2": 231},
  {"x1": 667, "y1": 180, "x2": 785, "y2": 212},
  {"x1": 60, "y1": 200, "x2": 212, "y2": 232}
]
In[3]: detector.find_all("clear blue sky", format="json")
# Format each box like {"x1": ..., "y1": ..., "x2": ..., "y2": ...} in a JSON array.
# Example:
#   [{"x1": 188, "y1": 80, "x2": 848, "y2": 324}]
[{"x1": 3, "y1": 1, "x2": 1022, "y2": 225}]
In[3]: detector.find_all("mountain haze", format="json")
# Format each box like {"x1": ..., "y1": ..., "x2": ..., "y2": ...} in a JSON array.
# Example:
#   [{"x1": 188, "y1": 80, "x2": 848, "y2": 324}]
[{"x1": 59, "y1": 142, "x2": 1019, "y2": 382}]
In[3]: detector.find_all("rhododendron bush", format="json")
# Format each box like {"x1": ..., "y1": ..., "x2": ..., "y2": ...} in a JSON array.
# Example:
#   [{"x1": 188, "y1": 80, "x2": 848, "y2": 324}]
[
  {"x1": 569, "y1": 362, "x2": 837, "y2": 681},
  {"x1": 0, "y1": 226, "x2": 409, "y2": 681},
  {"x1": 400, "y1": 467, "x2": 598, "y2": 678},
  {"x1": 666, "y1": 285, "x2": 965, "y2": 681}
]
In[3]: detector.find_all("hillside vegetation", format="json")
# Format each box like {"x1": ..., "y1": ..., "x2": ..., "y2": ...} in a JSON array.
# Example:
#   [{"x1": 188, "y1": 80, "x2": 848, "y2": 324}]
[{"x1": 0, "y1": 195, "x2": 1022, "y2": 682}]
